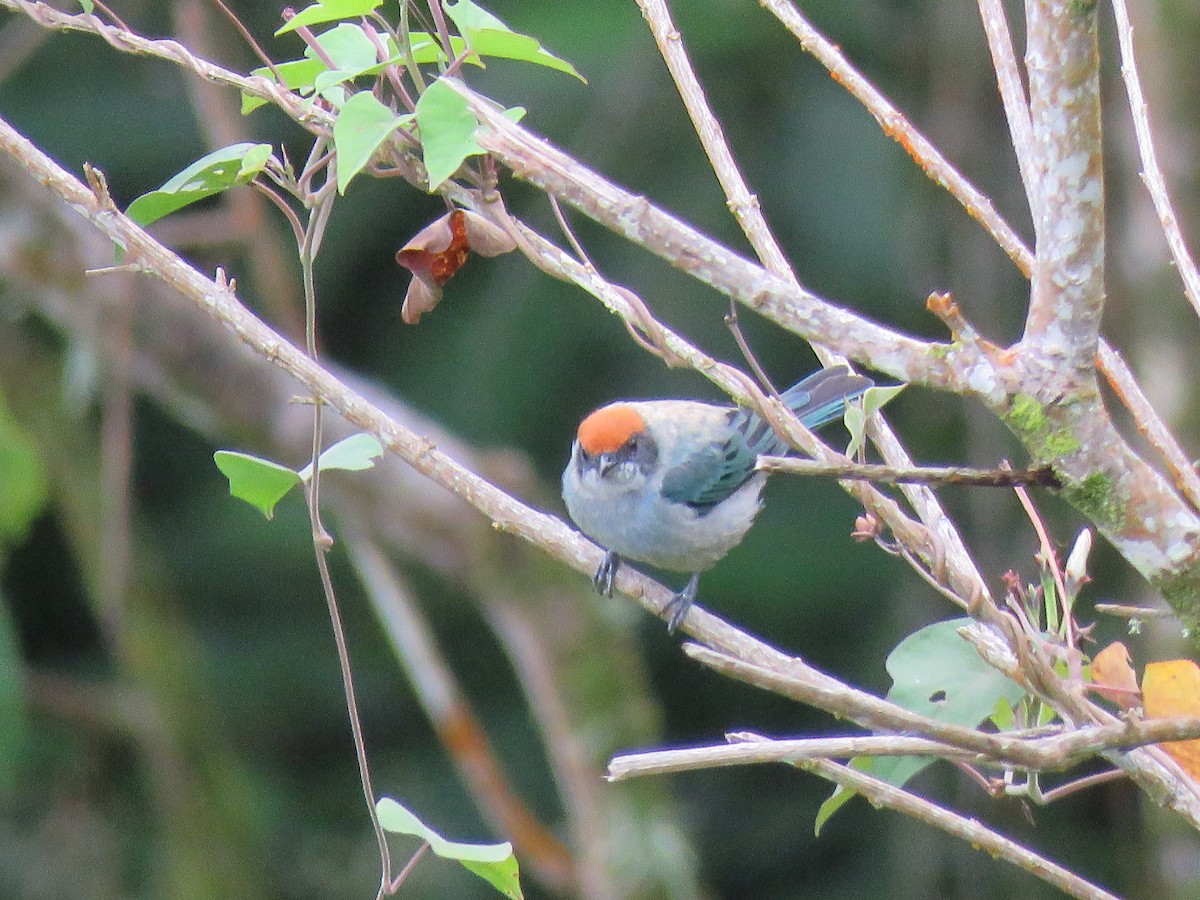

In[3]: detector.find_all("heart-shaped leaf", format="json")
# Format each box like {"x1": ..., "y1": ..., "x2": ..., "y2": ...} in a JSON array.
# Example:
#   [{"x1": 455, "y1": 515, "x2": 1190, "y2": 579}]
[{"x1": 213, "y1": 451, "x2": 301, "y2": 519}]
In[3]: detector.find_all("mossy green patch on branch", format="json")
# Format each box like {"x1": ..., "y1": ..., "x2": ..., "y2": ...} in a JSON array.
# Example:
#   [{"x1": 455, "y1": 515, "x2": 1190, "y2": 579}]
[
  {"x1": 1000, "y1": 393, "x2": 1081, "y2": 462},
  {"x1": 925, "y1": 343, "x2": 951, "y2": 362},
  {"x1": 1062, "y1": 471, "x2": 1123, "y2": 532},
  {"x1": 1154, "y1": 570, "x2": 1200, "y2": 656}
]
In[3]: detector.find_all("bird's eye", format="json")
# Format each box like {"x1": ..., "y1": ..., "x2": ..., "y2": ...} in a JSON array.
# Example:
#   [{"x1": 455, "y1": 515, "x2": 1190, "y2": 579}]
[{"x1": 626, "y1": 437, "x2": 639, "y2": 451}]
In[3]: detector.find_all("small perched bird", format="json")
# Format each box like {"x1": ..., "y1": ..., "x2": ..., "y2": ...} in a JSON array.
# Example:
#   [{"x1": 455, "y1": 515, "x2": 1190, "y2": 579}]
[{"x1": 562, "y1": 366, "x2": 873, "y2": 633}]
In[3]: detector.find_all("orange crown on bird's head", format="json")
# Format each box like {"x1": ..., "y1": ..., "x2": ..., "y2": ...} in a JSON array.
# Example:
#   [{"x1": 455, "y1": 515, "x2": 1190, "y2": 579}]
[{"x1": 577, "y1": 405, "x2": 646, "y2": 455}]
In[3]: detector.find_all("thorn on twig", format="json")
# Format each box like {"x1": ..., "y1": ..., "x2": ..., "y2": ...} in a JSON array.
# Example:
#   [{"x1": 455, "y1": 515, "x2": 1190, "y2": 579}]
[
  {"x1": 213, "y1": 267, "x2": 237, "y2": 294},
  {"x1": 852, "y1": 513, "x2": 881, "y2": 543},
  {"x1": 926, "y1": 291, "x2": 978, "y2": 343},
  {"x1": 83, "y1": 163, "x2": 116, "y2": 210}
]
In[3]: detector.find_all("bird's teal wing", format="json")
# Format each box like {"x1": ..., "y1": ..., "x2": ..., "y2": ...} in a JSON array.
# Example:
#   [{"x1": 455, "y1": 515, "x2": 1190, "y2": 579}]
[{"x1": 660, "y1": 421, "x2": 758, "y2": 509}]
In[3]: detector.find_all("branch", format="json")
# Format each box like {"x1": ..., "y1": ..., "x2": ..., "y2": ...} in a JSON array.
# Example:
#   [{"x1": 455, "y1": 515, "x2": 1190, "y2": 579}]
[
  {"x1": 975, "y1": 0, "x2": 1039, "y2": 207},
  {"x1": 1022, "y1": 0, "x2": 1105, "y2": 365},
  {"x1": 757, "y1": 457, "x2": 1062, "y2": 489},
  {"x1": 1110, "y1": 0, "x2": 1200, "y2": 320},
  {"x1": 1097, "y1": 342, "x2": 1200, "y2": 512},
  {"x1": 801, "y1": 759, "x2": 1121, "y2": 900},
  {"x1": 608, "y1": 716, "x2": 1200, "y2": 780},
  {"x1": 636, "y1": 0, "x2": 993, "y2": 620},
  {"x1": 762, "y1": 0, "x2": 1034, "y2": 276},
  {"x1": 455, "y1": 85, "x2": 985, "y2": 393},
  {"x1": 758, "y1": 0, "x2": 1200, "y2": 533}
]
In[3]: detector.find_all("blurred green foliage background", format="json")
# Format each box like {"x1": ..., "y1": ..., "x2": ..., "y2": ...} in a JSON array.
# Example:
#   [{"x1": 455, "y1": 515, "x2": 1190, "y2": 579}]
[{"x1": 1, "y1": 0, "x2": 1200, "y2": 897}]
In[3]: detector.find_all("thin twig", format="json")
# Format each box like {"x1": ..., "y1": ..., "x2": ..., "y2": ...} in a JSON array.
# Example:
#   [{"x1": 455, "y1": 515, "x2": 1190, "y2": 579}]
[
  {"x1": 1110, "y1": 0, "x2": 1200, "y2": 319},
  {"x1": 761, "y1": 0, "x2": 1033, "y2": 275},
  {"x1": 88, "y1": 0, "x2": 129, "y2": 32},
  {"x1": 608, "y1": 716, "x2": 1200, "y2": 782},
  {"x1": 208, "y1": 0, "x2": 284, "y2": 87},
  {"x1": 1094, "y1": 603, "x2": 1173, "y2": 620},
  {"x1": 386, "y1": 841, "x2": 430, "y2": 893},
  {"x1": 974, "y1": 0, "x2": 1038, "y2": 210},
  {"x1": 1098, "y1": 333, "x2": 1200, "y2": 512},
  {"x1": 343, "y1": 532, "x2": 577, "y2": 892},
  {"x1": 295, "y1": 176, "x2": 393, "y2": 897},
  {"x1": 757, "y1": 457, "x2": 1061, "y2": 488},
  {"x1": 802, "y1": 759, "x2": 1121, "y2": 900},
  {"x1": 1034, "y1": 767, "x2": 1128, "y2": 804}
]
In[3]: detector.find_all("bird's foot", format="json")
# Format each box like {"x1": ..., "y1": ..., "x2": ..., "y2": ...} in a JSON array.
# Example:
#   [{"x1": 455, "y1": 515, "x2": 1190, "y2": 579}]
[
  {"x1": 665, "y1": 573, "x2": 700, "y2": 634},
  {"x1": 593, "y1": 551, "x2": 620, "y2": 597}
]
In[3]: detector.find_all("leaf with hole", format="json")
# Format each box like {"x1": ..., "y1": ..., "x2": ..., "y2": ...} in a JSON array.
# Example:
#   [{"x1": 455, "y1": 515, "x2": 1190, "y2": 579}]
[
  {"x1": 126, "y1": 143, "x2": 274, "y2": 227},
  {"x1": 376, "y1": 798, "x2": 523, "y2": 898},
  {"x1": 299, "y1": 433, "x2": 384, "y2": 481},
  {"x1": 213, "y1": 451, "x2": 301, "y2": 520},
  {"x1": 332, "y1": 92, "x2": 412, "y2": 193},
  {"x1": 875, "y1": 618, "x2": 1025, "y2": 784},
  {"x1": 816, "y1": 618, "x2": 1026, "y2": 827},
  {"x1": 415, "y1": 78, "x2": 484, "y2": 190}
]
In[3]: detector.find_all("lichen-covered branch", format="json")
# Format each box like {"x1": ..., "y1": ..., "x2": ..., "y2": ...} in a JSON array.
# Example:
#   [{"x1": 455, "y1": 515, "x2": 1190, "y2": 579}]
[{"x1": 1022, "y1": 0, "x2": 1105, "y2": 367}]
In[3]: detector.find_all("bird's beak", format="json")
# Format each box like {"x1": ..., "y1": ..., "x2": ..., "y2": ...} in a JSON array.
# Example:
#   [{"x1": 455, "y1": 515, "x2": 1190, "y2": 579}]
[{"x1": 598, "y1": 454, "x2": 617, "y2": 477}]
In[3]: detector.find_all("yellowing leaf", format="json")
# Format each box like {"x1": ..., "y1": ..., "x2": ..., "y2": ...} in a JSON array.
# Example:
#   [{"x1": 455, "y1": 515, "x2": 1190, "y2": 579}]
[
  {"x1": 1143, "y1": 659, "x2": 1200, "y2": 781},
  {"x1": 1090, "y1": 641, "x2": 1140, "y2": 710}
]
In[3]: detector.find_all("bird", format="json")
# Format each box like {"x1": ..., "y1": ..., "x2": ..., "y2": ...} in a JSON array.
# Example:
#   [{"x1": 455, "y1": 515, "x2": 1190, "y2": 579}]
[{"x1": 562, "y1": 366, "x2": 873, "y2": 633}]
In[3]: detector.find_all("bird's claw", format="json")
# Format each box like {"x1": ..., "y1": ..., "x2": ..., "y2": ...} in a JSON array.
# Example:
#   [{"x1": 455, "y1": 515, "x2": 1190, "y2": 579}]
[
  {"x1": 665, "y1": 573, "x2": 700, "y2": 635},
  {"x1": 593, "y1": 550, "x2": 620, "y2": 597}
]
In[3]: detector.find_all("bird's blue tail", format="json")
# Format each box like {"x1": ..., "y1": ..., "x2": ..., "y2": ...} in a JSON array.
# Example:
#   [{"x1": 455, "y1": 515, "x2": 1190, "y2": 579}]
[
  {"x1": 782, "y1": 366, "x2": 873, "y2": 430},
  {"x1": 737, "y1": 366, "x2": 873, "y2": 457}
]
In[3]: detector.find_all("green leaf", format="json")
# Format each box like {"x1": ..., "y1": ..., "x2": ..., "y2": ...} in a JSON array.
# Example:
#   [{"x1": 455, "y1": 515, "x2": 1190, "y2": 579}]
[
  {"x1": 814, "y1": 758, "x2": 873, "y2": 836},
  {"x1": 415, "y1": 78, "x2": 485, "y2": 190},
  {"x1": 0, "y1": 593, "x2": 27, "y2": 795},
  {"x1": 816, "y1": 619, "x2": 1027, "y2": 829},
  {"x1": 298, "y1": 433, "x2": 384, "y2": 481},
  {"x1": 310, "y1": 22, "x2": 379, "y2": 72},
  {"x1": 990, "y1": 695, "x2": 1016, "y2": 731},
  {"x1": 842, "y1": 406, "x2": 866, "y2": 458},
  {"x1": 333, "y1": 92, "x2": 411, "y2": 193},
  {"x1": 126, "y1": 143, "x2": 274, "y2": 227},
  {"x1": 78, "y1": 0, "x2": 95, "y2": 12},
  {"x1": 276, "y1": 0, "x2": 382, "y2": 35},
  {"x1": 0, "y1": 396, "x2": 49, "y2": 550},
  {"x1": 213, "y1": 451, "x2": 301, "y2": 520},
  {"x1": 1041, "y1": 570, "x2": 1059, "y2": 634},
  {"x1": 242, "y1": 59, "x2": 327, "y2": 113},
  {"x1": 242, "y1": 28, "x2": 466, "y2": 115},
  {"x1": 444, "y1": 0, "x2": 585, "y2": 81},
  {"x1": 377, "y1": 798, "x2": 523, "y2": 899},
  {"x1": 873, "y1": 617, "x2": 1026, "y2": 788},
  {"x1": 844, "y1": 383, "x2": 906, "y2": 457}
]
